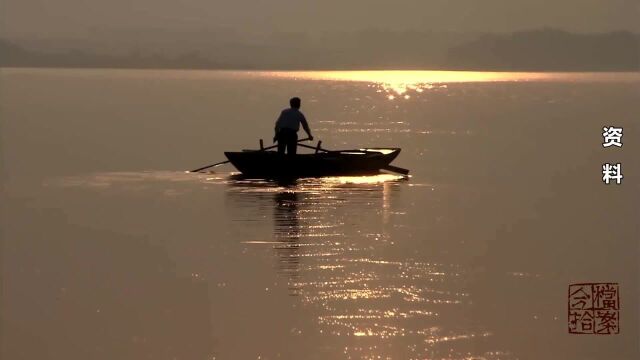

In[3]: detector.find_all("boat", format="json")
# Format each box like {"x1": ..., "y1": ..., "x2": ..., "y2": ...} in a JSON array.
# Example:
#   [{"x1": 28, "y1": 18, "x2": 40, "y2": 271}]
[
  {"x1": 224, "y1": 146, "x2": 404, "y2": 178},
  {"x1": 189, "y1": 139, "x2": 409, "y2": 177}
]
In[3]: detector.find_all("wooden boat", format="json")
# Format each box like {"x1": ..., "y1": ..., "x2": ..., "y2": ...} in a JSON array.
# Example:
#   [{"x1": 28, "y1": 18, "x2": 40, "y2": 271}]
[
  {"x1": 189, "y1": 139, "x2": 409, "y2": 177},
  {"x1": 224, "y1": 147, "x2": 403, "y2": 178}
]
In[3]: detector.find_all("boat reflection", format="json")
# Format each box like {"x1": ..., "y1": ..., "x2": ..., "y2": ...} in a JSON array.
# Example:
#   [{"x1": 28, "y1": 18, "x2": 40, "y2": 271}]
[
  {"x1": 273, "y1": 191, "x2": 302, "y2": 295},
  {"x1": 224, "y1": 174, "x2": 500, "y2": 359},
  {"x1": 227, "y1": 174, "x2": 407, "y2": 296}
]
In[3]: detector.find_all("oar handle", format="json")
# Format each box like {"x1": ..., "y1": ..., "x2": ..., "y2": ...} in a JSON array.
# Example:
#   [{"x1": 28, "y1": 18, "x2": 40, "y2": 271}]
[
  {"x1": 189, "y1": 137, "x2": 313, "y2": 172},
  {"x1": 261, "y1": 137, "x2": 311, "y2": 151},
  {"x1": 297, "y1": 142, "x2": 329, "y2": 152}
]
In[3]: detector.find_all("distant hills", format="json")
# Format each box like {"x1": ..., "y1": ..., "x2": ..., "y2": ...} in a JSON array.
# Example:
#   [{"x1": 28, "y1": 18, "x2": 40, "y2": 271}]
[
  {"x1": 0, "y1": 39, "x2": 228, "y2": 70},
  {"x1": 1, "y1": 29, "x2": 638, "y2": 71},
  {"x1": 446, "y1": 29, "x2": 639, "y2": 71}
]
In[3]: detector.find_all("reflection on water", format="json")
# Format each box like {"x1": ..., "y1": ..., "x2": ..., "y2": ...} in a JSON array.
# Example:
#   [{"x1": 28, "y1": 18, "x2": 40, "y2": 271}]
[
  {"x1": 49, "y1": 171, "x2": 500, "y2": 358},
  {"x1": 263, "y1": 70, "x2": 544, "y2": 98},
  {"x1": 257, "y1": 70, "x2": 640, "y2": 97},
  {"x1": 225, "y1": 174, "x2": 505, "y2": 359},
  {"x1": 273, "y1": 191, "x2": 303, "y2": 295},
  {"x1": 4, "y1": 68, "x2": 639, "y2": 360}
]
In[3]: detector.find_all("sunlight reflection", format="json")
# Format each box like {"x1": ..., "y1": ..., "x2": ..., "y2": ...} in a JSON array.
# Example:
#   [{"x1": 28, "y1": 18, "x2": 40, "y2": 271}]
[
  {"x1": 314, "y1": 174, "x2": 406, "y2": 185},
  {"x1": 262, "y1": 70, "x2": 556, "y2": 97},
  {"x1": 222, "y1": 177, "x2": 504, "y2": 359}
]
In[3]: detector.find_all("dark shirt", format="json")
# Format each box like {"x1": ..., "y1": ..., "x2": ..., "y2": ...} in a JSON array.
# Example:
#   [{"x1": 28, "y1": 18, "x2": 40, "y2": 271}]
[{"x1": 275, "y1": 108, "x2": 310, "y2": 133}]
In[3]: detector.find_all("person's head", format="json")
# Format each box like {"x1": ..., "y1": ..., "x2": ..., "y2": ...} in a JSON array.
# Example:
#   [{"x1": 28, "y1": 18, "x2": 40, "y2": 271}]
[{"x1": 289, "y1": 97, "x2": 301, "y2": 109}]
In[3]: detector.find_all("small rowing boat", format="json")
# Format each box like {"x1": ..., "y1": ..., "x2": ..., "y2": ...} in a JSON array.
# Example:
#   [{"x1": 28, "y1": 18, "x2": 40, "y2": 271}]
[
  {"x1": 190, "y1": 138, "x2": 409, "y2": 178},
  {"x1": 225, "y1": 147, "x2": 402, "y2": 178}
]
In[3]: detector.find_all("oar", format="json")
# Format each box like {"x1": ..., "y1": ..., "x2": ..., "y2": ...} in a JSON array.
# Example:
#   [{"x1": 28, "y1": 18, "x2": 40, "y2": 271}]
[
  {"x1": 298, "y1": 143, "x2": 410, "y2": 175},
  {"x1": 189, "y1": 137, "x2": 311, "y2": 173},
  {"x1": 189, "y1": 159, "x2": 230, "y2": 173},
  {"x1": 381, "y1": 164, "x2": 410, "y2": 175}
]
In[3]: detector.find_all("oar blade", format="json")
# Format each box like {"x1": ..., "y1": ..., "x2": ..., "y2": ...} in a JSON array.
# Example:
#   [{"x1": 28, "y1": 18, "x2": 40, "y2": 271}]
[{"x1": 382, "y1": 164, "x2": 410, "y2": 175}]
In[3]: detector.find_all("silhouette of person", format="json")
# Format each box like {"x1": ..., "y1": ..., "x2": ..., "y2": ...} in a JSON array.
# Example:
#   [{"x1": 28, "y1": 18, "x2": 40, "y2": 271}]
[{"x1": 273, "y1": 97, "x2": 313, "y2": 155}]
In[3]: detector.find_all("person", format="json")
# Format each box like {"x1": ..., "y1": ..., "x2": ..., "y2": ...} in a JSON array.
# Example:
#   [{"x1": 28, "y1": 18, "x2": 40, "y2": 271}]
[{"x1": 274, "y1": 97, "x2": 313, "y2": 155}]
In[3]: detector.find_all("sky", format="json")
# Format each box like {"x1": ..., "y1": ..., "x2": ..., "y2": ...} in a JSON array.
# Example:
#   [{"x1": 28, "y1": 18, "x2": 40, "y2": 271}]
[{"x1": 2, "y1": 0, "x2": 639, "y2": 40}]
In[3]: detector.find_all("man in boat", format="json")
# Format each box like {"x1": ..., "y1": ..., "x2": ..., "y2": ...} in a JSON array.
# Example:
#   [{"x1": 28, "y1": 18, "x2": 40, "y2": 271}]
[{"x1": 273, "y1": 97, "x2": 313, "y2": 155}]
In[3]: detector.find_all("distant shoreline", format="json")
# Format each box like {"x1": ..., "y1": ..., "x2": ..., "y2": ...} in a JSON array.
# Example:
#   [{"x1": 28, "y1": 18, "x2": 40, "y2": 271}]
[
  {"x1": 3, "y1": 29, "x2": 638, "y2": 73},
  {"x1": 2, "y1": 66, "x2": 639, "y2": 73}
]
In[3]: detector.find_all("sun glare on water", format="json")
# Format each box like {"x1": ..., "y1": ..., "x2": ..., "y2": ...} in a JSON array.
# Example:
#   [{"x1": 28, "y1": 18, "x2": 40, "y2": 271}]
[{"x1": 262, "y1": 70, "x2": 554, "y2": 97}]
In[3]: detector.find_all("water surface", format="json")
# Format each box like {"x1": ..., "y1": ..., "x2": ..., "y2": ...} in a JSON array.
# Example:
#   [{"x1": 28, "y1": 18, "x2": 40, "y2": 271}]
[{"x1": 1, "y1": 69, "x2": 638, "y2": 359}]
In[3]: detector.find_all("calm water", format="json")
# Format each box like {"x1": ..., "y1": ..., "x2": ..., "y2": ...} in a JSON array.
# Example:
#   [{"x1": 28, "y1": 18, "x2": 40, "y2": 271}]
[{"x1": 1, "y1": 69, "x2": 639, "y2": 359}]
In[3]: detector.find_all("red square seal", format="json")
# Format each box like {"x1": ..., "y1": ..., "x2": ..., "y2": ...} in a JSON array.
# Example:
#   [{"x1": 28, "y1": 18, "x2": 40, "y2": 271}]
[{"x1": 568, "y1": 283, "x2": 619, "y2": 334}]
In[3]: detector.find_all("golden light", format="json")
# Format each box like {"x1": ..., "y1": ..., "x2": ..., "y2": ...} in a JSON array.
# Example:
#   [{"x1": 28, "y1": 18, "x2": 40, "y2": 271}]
[
  {"x1": 318, "y1": 174, "x2": 406, "y2": 185},
  {"x1": 260, "y1": 70, "x2": 556, "y2": 98}
]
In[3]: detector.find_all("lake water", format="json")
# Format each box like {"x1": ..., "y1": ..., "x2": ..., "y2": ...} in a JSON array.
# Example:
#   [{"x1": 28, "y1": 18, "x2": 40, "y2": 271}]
[{"x1": 1, "y1": 68, "x2": 638, "y2": 359}]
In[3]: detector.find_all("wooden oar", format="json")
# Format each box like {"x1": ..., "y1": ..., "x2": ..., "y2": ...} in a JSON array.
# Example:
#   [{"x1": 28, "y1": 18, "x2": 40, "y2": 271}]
[
  {"x1": 298, "y1": 142, "x2": 410, "y2": 175},
  {"x1": 381, "y1": 164, "x2": 410, "y2": 175},
  {"x1": 189, "y1": 160, "x2": 231, "y2": 173},
  {"x1": 189, "y1": 137, "x2": 311, "y2": 173}
]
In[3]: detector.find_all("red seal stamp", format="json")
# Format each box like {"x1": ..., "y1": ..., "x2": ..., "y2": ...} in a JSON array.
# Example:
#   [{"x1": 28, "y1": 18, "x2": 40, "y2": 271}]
[{"x1": 568, "y1": 283, "x2": 619, "y2": 334}]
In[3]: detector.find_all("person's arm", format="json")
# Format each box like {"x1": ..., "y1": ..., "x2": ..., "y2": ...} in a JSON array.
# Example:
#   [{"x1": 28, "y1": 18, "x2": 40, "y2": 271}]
[
  {"x1": 274, "y1": 112, "x2": 283, "y2": 142},
  {"x1": 300, "y1": 114, "x2": 313, "y2": 140}
]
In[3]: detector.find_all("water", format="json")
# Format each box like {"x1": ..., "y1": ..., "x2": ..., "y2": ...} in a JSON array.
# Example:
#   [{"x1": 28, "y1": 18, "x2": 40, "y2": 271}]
[{"x1": 1, "y1": 68, "x2": 638, "y2": 359}]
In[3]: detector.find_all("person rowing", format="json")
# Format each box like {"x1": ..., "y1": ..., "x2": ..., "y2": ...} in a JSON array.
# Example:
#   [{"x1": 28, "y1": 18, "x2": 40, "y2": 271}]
[
  {"x1": 190, "y1": 96, "x2": 408, "y2": 175},
  {"x1": 273, "y1": 97, "x2": 313, "y2": 155}
]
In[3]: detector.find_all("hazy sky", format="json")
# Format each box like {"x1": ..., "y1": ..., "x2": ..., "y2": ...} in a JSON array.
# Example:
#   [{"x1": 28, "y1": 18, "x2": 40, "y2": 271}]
[{"x1": 2, "y1": 0, "x2": 639, "y2": 40}]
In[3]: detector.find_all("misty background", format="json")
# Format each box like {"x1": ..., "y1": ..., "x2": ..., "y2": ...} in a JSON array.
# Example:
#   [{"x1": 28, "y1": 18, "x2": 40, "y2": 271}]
[{"x1": 1, "y1": 1, "x2": 640, "y2": 70}]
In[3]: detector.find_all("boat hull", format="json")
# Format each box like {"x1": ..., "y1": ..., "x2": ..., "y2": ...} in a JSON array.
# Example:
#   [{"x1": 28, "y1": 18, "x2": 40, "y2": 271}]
[{"x1": 224, "y1": 148, "x2": 400, "y2": 178}]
